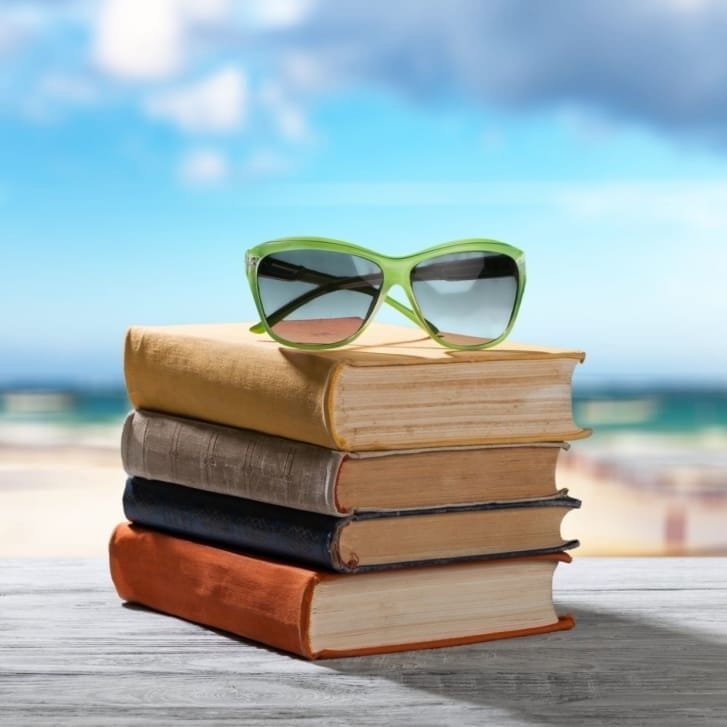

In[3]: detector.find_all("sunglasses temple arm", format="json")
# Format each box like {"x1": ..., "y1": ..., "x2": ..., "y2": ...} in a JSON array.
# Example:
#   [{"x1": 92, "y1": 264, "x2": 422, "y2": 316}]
[
  {"x1": 382, "y1": 295, "x2": 421, "y2": 326},
  {"x1": 248, "y1": 293, "x2": 422, "y2": 335}
]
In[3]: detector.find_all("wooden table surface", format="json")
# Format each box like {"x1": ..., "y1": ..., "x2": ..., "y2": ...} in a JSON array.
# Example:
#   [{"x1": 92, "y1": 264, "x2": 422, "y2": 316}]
[{"x1": 1, "y1": 557, "x2": 726, "y2": 726}]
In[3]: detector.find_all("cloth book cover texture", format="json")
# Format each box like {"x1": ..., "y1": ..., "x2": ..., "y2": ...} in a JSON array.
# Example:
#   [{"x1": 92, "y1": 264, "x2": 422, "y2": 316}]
[
  {"x1": 123, "y1": 476, "x2": 580, "y2": 572},
  {"x1": 124, "y1": 322, "x2": 589, "y2": 451},
  {"x1": 109, "y1": 523, "x2": 575, "y2": 659},
  {"x1": 122, "y1": 409, "x2": 567, "y2": 515}
]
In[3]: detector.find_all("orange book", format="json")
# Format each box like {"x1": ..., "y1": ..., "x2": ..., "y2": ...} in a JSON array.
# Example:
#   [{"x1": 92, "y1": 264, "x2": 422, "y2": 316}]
[{"x1": 109, "y1": 523, "x2": 574, "y2": 659}]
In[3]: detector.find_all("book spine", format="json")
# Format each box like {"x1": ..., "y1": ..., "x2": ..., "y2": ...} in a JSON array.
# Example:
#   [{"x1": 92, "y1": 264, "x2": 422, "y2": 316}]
[
  {"x1": 123, "y1": 327, "x2": 341, "y2": 448},
  {"x1": 121, "y1": 411, "x2": 345, "y2": 516},
  {"x1": 109, "y1": 523, "x2": 317, "y2": 658},
  {"x1": 123, "y1": 477, "x2": 344, "y2": 571}
]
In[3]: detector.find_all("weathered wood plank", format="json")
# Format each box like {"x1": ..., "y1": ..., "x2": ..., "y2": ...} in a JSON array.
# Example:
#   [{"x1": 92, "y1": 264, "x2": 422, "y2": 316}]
[{"x1": 1, "y1": 558, "x2": 726, "y2": 726}]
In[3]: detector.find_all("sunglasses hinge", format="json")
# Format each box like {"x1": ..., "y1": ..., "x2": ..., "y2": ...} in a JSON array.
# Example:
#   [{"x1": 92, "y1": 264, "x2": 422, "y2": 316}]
[{"x1": 246, "y1": 254, "x2": 260, "y2": 273}]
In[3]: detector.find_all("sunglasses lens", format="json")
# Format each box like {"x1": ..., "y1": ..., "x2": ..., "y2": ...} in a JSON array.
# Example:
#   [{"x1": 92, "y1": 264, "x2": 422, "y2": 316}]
[
  {"x1": 256, "y1": 249, "x2": 384, "y2": 344},
  {"x1": 410, "y1": 251, "x2": 519, "y2": 346}
]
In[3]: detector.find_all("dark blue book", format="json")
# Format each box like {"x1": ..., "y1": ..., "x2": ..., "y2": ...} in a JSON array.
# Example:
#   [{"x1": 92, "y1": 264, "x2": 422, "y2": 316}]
[{"x1": 123, "y1": 476, "x2": 580, "y2": 573}]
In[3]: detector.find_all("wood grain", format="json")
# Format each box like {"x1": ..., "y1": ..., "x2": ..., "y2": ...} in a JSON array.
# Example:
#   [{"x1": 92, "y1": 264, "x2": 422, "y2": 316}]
[{"x1": 1, "y1": 558, "x2": 726, "y2": 725}]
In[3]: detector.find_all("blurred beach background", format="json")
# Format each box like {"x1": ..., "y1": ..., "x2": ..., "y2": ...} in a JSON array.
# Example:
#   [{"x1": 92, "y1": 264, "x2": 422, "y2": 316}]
[{"x1": 1, "y1": 1, "x2": 726, "y2": 556}]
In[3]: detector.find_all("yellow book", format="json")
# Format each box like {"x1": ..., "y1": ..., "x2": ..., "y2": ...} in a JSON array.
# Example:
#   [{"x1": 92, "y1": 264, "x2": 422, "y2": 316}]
[{"x1": 124, "y1": 322, "x2": 589, "y2": 451}]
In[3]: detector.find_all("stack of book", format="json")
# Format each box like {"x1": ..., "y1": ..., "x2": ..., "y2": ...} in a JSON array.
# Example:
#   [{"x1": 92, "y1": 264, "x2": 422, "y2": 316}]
[{"x1": 109, "y1": 322, "x2": 589, "y2": 659}]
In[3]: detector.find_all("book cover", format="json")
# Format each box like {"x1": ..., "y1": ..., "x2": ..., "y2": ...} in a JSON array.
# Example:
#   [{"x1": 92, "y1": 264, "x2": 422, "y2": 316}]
[
  {"x1": 124, "y1": 322, "x2": 589, "y2": 451},
  {"x1": 123, "y1": 476, "x2": 580, "y2": 572},
  {"x1": 122, "y1": 410, "x2": 568, "y2": 515},
  {"x1": 109, "y1": 522, "x2": 575, "y2": 659}
]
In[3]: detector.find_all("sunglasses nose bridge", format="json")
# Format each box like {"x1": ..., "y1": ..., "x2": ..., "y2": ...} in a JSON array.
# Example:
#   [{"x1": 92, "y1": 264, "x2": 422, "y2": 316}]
[{"x1": 380, "y1": 258, "x2": 412, "y2": 293}]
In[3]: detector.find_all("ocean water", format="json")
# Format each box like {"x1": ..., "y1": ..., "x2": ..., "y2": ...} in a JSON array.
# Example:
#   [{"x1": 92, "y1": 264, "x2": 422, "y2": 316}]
[
  {"x1": 573, "y1": 388, "x2": 727, "y2": 435},
  {"x1": 566, "y1": 388, "x2": 727, "y2": 495},
  {"x1": 0, "y1": 388, "x2": 130, "y2": 448}
]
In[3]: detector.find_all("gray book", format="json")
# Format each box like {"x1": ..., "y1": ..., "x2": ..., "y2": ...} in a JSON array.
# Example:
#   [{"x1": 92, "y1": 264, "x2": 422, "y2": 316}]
[{"x1": 121, "y1": 410, "x2": 567, "y2": 517}]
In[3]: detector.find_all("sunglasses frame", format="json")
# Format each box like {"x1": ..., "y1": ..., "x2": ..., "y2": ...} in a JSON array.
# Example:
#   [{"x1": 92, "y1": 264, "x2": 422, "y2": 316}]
[{"x1": 245, "y1": 236, "x2": 526, "y2": 350}]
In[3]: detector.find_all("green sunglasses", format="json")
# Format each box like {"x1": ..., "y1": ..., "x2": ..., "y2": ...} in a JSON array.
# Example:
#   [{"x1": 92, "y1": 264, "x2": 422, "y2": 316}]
[{"x1": 245, "y1": 237, "x2": 526, "y2": 350}]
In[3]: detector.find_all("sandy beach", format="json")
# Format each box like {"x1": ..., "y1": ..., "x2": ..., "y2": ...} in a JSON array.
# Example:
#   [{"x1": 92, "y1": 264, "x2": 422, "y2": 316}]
[
  {"x1": 3, "y1": 440, "x2": 726, "y2": 558},
  {"x1": 561, "y1": 455, "x2": 727, "y2": 556},
  {"x1": 0, "y1": 446, "x2": 124, "y2": 557}
]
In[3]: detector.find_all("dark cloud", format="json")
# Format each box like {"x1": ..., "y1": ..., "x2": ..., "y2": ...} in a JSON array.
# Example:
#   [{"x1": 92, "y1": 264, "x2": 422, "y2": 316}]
[{"x1": 272, "y1": 0, "x2": 727, "y2": 136}]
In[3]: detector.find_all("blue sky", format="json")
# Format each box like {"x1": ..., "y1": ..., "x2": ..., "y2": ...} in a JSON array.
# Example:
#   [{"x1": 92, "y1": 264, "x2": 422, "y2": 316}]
[{"x1": 1, "y1": 1, "x2": 727, "y2": 386}]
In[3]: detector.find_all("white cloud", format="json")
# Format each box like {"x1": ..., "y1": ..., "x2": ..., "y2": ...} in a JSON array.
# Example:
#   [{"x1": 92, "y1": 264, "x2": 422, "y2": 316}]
[
  {"x1": 0, "y1": 24, "x2": 24, "y2": 56},
  {"x1": 264, "y1": 1, "x2": 727, "y2": 143},
  {"x1": 92, "y1": 0, "x2": 229, "y2": 80},
  {"x1": 145, "y1": 66, "x2": 247, "y2": 133},
  {"x1": 93, "y1": 0, "x2": 184, "y2": 80},
  {"x1": 179, "y1": 0, "x2": 229, "y2": 24},
  {"x1": 281, "y1": 52, "x2": 333, "y2": 93},
  {"x1": 0, "y1": 5, "x2": 56, "y2": 58},
  {"x1": 178, "y1": 148, "x2": 228, "y2": 184},
  {"x1": 260, "y1": 82, "x2": 309, "y2": 141},
  {"x1": 244, "y1": 0, "x2": 316, "y2": 28},
  {"x1": 669, "y1": 0, "x2": 712, "y2": 12}
]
